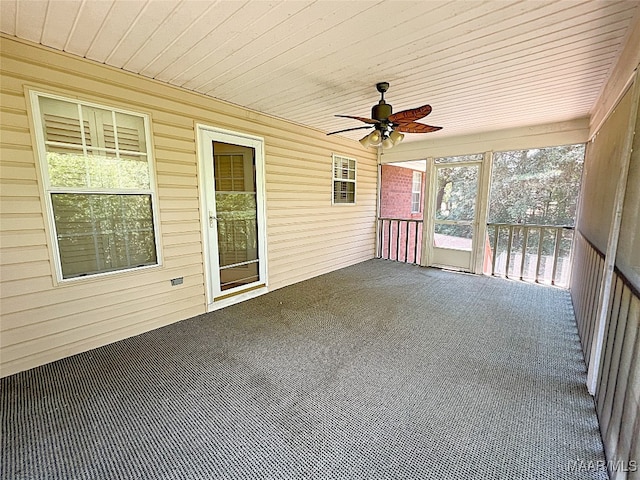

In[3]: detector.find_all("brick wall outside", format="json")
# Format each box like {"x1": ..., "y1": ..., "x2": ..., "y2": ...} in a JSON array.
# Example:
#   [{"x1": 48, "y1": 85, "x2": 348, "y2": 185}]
[
  {"x1": 380, "y1": 164, "x2": 424, "y2": 220},
  {"x1": 379, "y1": 164, "x2": 425, "y2": 263}
]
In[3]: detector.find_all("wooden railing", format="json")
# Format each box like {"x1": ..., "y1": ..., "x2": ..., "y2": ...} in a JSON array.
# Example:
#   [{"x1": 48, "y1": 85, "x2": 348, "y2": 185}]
[
  {"x1": 376, "y1": 218, "x2": 422, "y2": 264},
  {"x1": 487, "y1": 223, "x2": 574, "y2": 287},
  {"x1": 377, "y1": 219, "x2": 575, "y2": 287},
  {"x1": 571, "y1": 230, "x2": 640, "y2": 480}
]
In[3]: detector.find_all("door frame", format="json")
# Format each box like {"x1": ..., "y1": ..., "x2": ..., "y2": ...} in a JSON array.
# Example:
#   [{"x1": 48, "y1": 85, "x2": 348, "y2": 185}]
[
  {"x1": 196, "y1": 124, "x2": 268, "y2": 311},
  {"x1": 421, "y1": 152, "x2": 493, "y2": 274}
]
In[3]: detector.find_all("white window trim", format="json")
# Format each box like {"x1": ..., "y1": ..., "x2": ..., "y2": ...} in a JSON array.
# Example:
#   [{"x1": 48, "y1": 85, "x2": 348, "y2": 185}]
[
  {"x1": 30, "y1": 90, "x2": 162, "y2": 283},
  {"x1": 411, "y1": 170, "x2": 422, "y2": 213},
  {"x1": 331, "y1": 153, "x2": 357, "y2": 205}
]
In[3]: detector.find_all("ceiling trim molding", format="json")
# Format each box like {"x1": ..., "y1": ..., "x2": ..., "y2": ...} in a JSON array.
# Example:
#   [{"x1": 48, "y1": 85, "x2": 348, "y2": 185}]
[{"x1": 379, "y1": 118, "x2": 590, "y2": 163}]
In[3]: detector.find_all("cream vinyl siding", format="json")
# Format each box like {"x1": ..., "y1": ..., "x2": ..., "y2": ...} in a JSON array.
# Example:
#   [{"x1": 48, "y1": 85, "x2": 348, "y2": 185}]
[{"x1": 0, "y1": 36, "x2": 377, "y2": 377}]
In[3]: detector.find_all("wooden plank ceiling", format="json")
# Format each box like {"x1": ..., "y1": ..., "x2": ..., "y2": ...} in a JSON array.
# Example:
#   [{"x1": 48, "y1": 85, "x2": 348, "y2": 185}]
[{"x1": 1, "y1": 0, "x2": 639, "y2": 142}]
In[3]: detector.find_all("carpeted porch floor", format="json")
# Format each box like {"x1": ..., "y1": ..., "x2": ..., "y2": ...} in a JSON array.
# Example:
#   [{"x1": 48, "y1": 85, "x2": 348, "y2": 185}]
[{"x1": 1, "y1": 259, "x2": 607, "y2": 479}]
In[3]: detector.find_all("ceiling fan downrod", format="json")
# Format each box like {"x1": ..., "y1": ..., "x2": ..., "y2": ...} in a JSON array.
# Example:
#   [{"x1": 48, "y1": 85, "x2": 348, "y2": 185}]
[{"x1": 372, "y1": 82, "x2": 392, "y2": 122}]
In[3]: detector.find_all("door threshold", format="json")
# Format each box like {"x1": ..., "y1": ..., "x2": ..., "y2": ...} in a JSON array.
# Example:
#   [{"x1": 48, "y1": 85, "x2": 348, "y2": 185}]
[
  {"x1": 208, "y1": 284, "x2": 268, "y2": 312},
  {"x1": 431, "y1": 264, "x2": 472, "y2": 274}
]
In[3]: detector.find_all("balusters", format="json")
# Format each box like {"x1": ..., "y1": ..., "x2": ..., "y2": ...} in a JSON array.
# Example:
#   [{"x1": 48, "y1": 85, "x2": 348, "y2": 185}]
[
  {"x1": 376, "y1": 218, "x2": 422, "y2": 265},
  {"x1": 487, "y1": 223, "x2": 574, "y2": 287}
]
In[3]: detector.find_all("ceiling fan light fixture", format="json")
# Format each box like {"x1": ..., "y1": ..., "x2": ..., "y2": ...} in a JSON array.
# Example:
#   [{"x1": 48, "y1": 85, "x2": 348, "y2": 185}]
[
  {"x1": 359, "y1": 134, "x2": 373, "y2": 148},
  {"x1": 390, "y1": 130, "x2": 404, "y2": 145},
  {"x1": 359, "y1": 129, "x2": 383, "y2": 148},
  {"x1": 359, "y1": 132, "x2": 375, "y2": 147}
]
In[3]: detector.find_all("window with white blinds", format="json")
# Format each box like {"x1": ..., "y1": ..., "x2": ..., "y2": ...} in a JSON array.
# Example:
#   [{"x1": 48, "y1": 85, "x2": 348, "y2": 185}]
[
  {"x1": 332, "y1": 154, "x2": 356, "y2": 204},
  {"x1": 32, "y1": 92, "x2": 159, "y2": 280}
]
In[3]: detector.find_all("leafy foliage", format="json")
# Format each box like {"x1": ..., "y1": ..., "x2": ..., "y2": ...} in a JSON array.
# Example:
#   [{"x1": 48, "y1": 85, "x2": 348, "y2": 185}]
[
  {"x1": 48, "y1": 151, "x2": 149, "y2": 189},
  {"x1": 488, "y1": 144, "x2": 585, "y2": 226}
]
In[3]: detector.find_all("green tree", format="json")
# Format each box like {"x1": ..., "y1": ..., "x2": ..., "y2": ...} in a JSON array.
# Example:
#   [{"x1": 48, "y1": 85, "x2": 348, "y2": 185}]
[{"x1": 488, "y1": 144, "x2": 585, "y2": 226}]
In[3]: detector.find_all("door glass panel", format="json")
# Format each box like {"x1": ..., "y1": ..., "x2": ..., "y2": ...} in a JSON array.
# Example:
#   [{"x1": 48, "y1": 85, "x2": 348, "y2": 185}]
[
  {"x1": 434, "y1": 224, "x2": 473, "y2": 251},
  {"x1": 433, "y1": 164, "x2": 479, "y2": 253},
  {"x1": 434, "y1": 166, "x2": 478, "y2": 221},
  {"x1": 213, "y1": 142, "x2": 259, "y2": 291}
]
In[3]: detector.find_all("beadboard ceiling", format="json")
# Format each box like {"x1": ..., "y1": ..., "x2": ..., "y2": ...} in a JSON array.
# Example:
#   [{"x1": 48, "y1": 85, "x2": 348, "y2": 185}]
[{"x1": 1, "y1": 0, "x2": 639, "y2": 142}]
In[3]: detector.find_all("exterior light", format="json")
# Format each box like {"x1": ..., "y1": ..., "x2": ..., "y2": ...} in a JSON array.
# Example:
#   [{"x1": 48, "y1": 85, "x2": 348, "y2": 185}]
[
  {"x1": 359, "y1": 130, "x2": 383, "y2": 148},
  {"x1": 390, "y1": 130, "x2": 404, "y2": 145},
  {"x1": 359, "y1": 133, "x2": 374, "y2": 147}
]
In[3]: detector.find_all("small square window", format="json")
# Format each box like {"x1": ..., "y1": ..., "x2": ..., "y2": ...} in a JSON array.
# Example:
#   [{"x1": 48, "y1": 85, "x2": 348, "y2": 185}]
[{"x1": 332, "y1": 154, "x2": 356, "y2": 204}]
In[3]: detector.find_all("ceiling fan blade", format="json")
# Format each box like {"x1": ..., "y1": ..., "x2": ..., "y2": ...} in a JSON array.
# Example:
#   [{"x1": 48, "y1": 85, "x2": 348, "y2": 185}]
[
  {"x1": 396, "y1": 122, "x2": 442, "y2": 134},
  {"x1": 388, "y1": 104, "x2": 432, "y2": 124},
  {"x1": 335, "y1": 114, "x2": 380, "y2": 125},
  {"x1": 326, "y1": 125, "x2": 374, "y2": 136}
]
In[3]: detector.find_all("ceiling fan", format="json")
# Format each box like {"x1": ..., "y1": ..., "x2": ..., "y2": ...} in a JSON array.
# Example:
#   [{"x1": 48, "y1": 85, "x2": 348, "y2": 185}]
[{"x1": 327, "y1": 82, "x2": 442, "y2": 149}]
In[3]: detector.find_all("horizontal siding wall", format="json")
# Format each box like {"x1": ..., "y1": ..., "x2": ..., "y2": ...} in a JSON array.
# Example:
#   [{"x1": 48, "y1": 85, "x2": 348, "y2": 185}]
[{"x1": 0, "y1": 36, "x2": 377, "y2": 377}]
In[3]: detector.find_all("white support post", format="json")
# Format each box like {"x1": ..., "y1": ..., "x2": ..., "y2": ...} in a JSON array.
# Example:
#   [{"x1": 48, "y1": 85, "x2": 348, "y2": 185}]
[
  {"x1": 474, "y1": 151, "x2": 494, "y2": 274},
  {"x1": 375, "y1": 148, "x2": 382, "y2": 258},
  {"x1": 420, "y1": 157, "x2": 435, "y2": 267}
]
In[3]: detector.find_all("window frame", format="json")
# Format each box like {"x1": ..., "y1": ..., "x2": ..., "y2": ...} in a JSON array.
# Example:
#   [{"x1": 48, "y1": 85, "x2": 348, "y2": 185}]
[
  {"x1": 30, "y1": 90, "x2": 162, "y2": 283},
  {"x1": 331, "y1": 154, "x2": 357, "y2": 205},
  {"x1": 411, "y1": 170, "x2": 422, "y2": 213}
]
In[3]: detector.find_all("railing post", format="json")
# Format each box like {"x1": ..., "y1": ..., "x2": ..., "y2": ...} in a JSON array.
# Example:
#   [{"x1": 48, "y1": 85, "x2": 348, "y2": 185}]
[
  {"x1": 414, "y1": 221, "x2": 419, "y2": 264},
  {"x1": 404, "y1": 221, "x2": 410, "y2": 263},
  {"x1": 535, "y1": 227, "x2": 545, "y2": 283},
  {"x1": 491, "y1": 224, "x2": 499, "y2": 276},
  {"x1": 551, "y1": 227, "x2": 562, "y2": 285},
  {"x1": 378, "y1": 219, "x2": 383, "y2": 258},
  {"x1": 505, "y1": 225, "x2": 514, "y2": 278},
  {"x1": 387, "y1": 220, "x2": 392, "y2": 259},
  {"x1": 395, "y1": 220, "x2": 400, "y2": 261},
  {"x1": 519, "y1": 226, "x2": 529, "y2": 280}
]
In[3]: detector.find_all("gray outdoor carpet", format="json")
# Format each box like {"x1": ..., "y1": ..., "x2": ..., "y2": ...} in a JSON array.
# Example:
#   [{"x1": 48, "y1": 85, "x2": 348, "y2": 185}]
[{"x1": 1, "y1": 259, "x2": 608, "y2": 479}]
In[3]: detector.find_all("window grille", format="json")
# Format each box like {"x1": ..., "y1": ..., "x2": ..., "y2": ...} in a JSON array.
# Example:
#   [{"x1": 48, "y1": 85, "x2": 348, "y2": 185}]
[
  {"x1": 411, "y1": 171, "x2": 422, "y2": 213},
  {"x1": 332, "y1": 154, "x2": 356, "y2": 204}
]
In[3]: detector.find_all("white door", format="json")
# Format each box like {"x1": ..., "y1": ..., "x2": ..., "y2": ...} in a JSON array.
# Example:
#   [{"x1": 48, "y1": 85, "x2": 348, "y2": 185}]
[
  {"x1": 425, "y1": 158, "x2": 483, "y2": 272},
  {"x1": 198, "y1": 126, "x2": 267, "y2": 308}
]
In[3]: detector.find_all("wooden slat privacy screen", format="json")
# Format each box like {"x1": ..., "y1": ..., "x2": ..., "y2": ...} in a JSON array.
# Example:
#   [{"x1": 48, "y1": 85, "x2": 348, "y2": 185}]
[
  {"x1": 596, "y1": 269, "x2": 639, "y2": 480},
  {"x1": 571, "y1": 232, "x2": 606, "y2": 362},
  {"x1": 571, "y1": 231, "x2": 639, "y2": 480}
]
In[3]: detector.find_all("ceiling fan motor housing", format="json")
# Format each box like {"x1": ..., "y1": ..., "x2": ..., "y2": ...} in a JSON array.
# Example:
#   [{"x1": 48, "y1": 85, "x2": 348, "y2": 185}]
[{"x1": 372, "y1": 102, "x2": 392, "y2": 121}]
